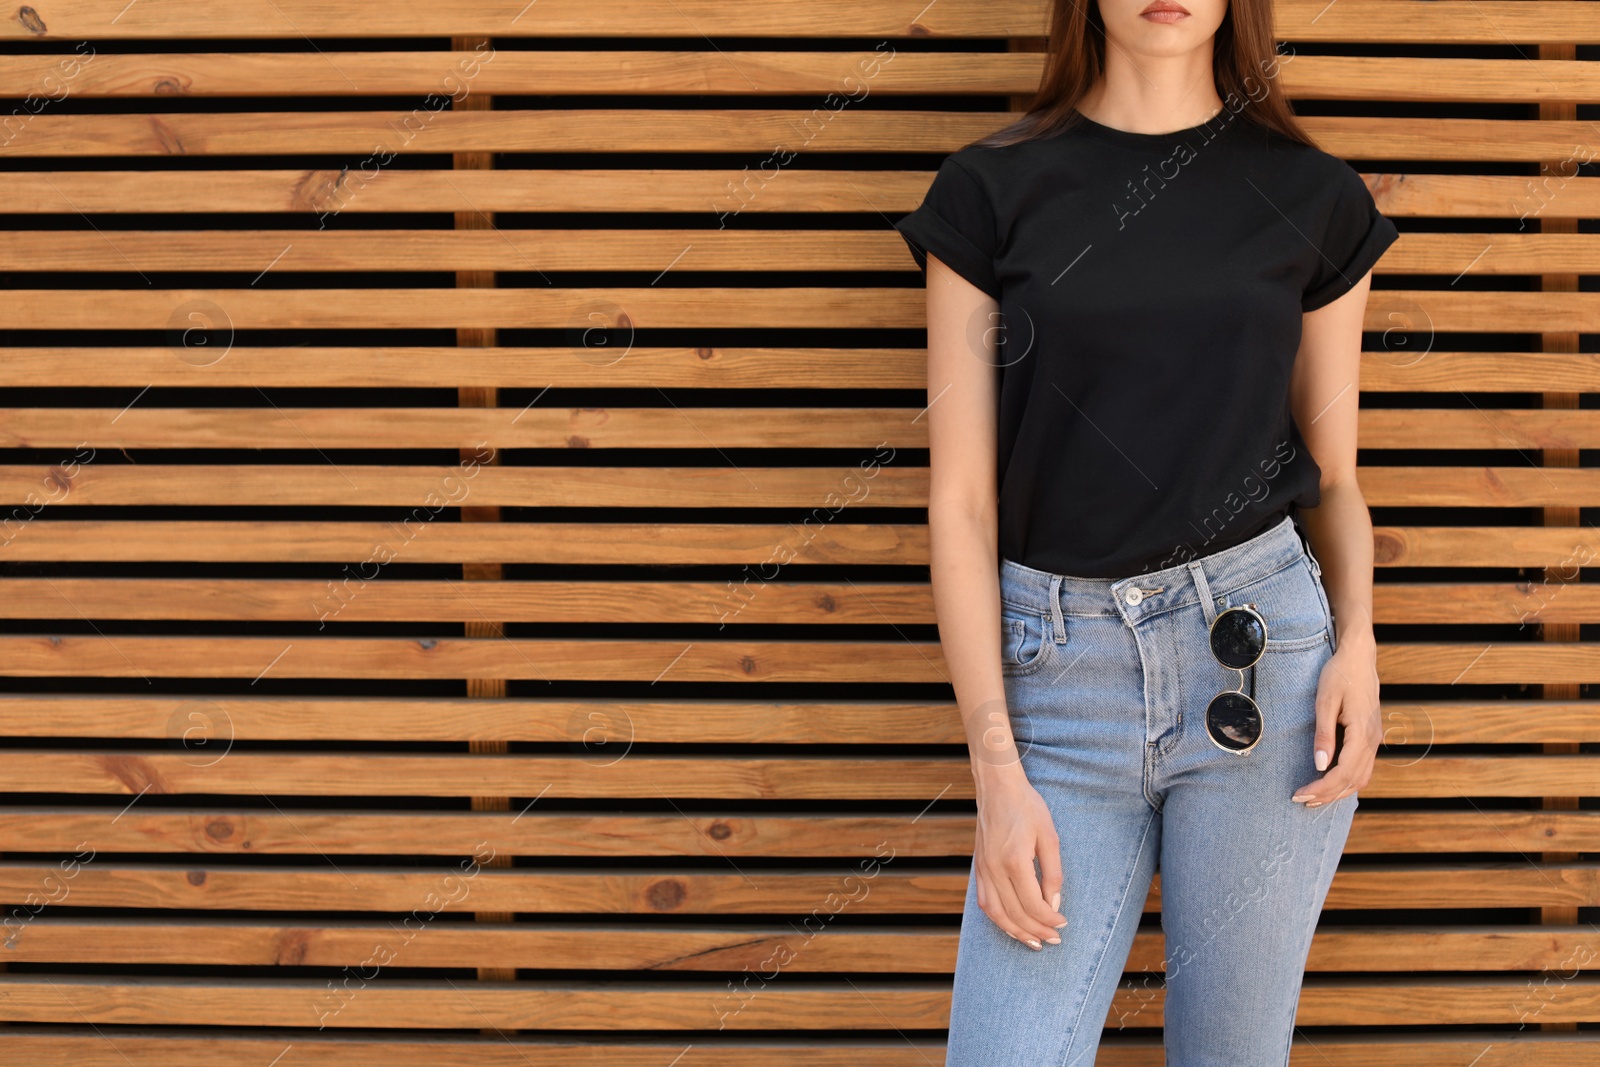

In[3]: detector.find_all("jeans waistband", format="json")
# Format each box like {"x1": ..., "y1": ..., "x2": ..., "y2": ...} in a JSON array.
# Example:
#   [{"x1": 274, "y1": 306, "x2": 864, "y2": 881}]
[{"x1": 999, "y1": 513, "x2": 1310, "y2": 625}]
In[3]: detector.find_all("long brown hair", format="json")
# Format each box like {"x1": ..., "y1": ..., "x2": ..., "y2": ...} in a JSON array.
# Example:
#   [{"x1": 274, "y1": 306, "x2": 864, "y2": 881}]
[{"x1": 968, "y1": 0, "x2": 1319, "y2": 152}]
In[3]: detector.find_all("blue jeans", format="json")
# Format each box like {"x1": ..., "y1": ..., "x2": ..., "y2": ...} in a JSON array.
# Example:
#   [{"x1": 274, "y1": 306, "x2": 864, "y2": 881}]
[{"x1": 948, "y1": 513, "x2": 1357, "y2": 1066}]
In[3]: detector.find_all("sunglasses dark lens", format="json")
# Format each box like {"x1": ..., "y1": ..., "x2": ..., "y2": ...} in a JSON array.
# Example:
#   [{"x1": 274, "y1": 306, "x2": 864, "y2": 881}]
[
  {"x1": 1210, "y1": 607, "x2": 1265, "y2": 670},
  {"x1": 1206, "y1": 691, "x2": 1262, "y2": 752}
]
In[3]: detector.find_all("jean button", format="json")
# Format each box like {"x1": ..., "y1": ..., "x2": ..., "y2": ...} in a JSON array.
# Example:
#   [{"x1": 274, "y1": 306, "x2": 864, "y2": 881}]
[{"x1": 1124, "y1": 588, "x2": 1143, "y2": 605}]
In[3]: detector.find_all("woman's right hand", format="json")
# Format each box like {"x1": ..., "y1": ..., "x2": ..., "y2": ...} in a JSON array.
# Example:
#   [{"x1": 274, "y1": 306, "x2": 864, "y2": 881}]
[{"x1": 972, "y1": 775, "x2": 1068, "y2": 949}]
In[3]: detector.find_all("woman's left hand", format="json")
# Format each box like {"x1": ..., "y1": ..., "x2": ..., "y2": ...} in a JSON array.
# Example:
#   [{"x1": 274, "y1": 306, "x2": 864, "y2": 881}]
[{"x1": 1292, "y1": 632, "x2": 1381, "y2": 807}]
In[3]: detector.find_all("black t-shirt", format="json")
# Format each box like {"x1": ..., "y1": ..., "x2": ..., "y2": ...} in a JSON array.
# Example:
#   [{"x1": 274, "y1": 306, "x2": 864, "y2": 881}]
[{"x1": 894, "y1": 107, "x2": 1400, "y2": 578}]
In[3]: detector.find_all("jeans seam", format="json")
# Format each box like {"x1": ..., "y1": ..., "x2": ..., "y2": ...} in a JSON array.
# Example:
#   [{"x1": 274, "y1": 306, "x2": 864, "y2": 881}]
[
  {"x1": 1276, "y1": 804, "x2": 1347, "y2": 1067},
  {"x1": 1057, "y1": 804, "x2": 1159, "y2": 1067}
]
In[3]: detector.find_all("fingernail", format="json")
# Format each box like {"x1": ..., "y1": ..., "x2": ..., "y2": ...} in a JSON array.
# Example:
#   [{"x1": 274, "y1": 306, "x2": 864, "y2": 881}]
[
  {"x1": 1306, "y1": 800, "x2": 1323, "y2": 808},
  {"x1": 1049, "y1": 892, "x2": 1061, "y2": 912},
  {"x1": 1291, "y1": 793, "x2": 1312, "y2": 803},
  {"x1": 1314, "y1": 750, "x2": 1330, "y2": 771},
  {"x1": 1026, "y1": 939, "x2": 1042, "y2": 950},
  {"x1": 1046, "y1": 936, "x2": 1061, "y2": 945},
  {"x1": 1054, "y1": 920, "x2": 1068, "y2": 929},
  {"x1": 1005, "y1": 931, "x2": 1018, "y2": 940}
]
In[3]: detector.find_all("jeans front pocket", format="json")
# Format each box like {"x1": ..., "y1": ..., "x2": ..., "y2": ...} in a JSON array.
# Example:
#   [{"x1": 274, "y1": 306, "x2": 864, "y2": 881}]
[
  {"x1": 999, "y1": 604, "x2": 1053, "y2": 676},
  {"x1": 1223, "y1": 556, "x2": 1333, "y2": 655}
]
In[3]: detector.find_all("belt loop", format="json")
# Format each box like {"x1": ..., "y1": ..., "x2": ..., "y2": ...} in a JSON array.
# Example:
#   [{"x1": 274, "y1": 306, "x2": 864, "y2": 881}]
[
  {"x1": 1188, "y1": 559, "x2": 1218, "y2": 628},
  {"x1": 1049, "y1": 573, "x2": 1067, "y2": 644}
]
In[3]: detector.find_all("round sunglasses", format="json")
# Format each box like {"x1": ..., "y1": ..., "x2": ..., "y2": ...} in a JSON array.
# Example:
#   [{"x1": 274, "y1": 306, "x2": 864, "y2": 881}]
[{"x1": 1206, "y1": 602, "x2": 1267, "y2": 755}]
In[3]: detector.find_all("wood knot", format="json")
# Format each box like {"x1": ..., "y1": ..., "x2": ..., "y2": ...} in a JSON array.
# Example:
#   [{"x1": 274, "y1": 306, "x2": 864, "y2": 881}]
[
  {"x1": 696, "y1": 347, "x2": 715, "y2": 361},
  {"x1": 275, "y1": 929, "x2": 311, "y2": 965},
  {"x1": 738, "y1": 655, "x2": 758, "y2": 675},
  {"x1": 17, "y1": 7, "x2": 46, "y2": 34},
  {"x1": 291, "y1": 168, "x2": 350, "y2": 213},
  {"x1": 566, "y1": 435, "x2": 591, "y2": 448},
  {"x1": 814, "y1": 593, "x2": 837, "y2": 613},
  {"x1": 186, "y1": 869, "x2": 207, "y2": 886},
  {"x1": 102, "y1": 754, "x2": 163, "y2": 796},
  {"x1": 204, "y1": 818, "x2": 234, "y2": 841},
  {"x1": 1371, "y1": 530, "x2": 1403, "y2": 565},
  {"x1": 645, "y1": 879, "x2": 686, "y2": 912},
  {"x1": 707, "y1": 821, "x2": 733, "y2": 841}
]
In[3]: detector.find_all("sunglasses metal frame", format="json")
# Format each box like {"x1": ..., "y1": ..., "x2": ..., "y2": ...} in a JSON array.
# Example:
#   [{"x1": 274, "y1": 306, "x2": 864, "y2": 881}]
[{"x1": 1205, "y1": 602, "x2": 1266, "y2": 756}]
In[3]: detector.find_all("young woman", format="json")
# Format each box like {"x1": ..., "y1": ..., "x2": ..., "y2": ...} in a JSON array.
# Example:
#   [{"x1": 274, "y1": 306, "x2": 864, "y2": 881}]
[{"x1": 892, "y1": 0, "x2": 1396, "y2": 1063}]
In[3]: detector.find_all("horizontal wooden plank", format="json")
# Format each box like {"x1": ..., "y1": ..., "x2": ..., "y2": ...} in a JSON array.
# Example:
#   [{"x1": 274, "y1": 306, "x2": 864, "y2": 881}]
[
  {"x1": 9, "y1": 578, "x2": 1600, "y2": 625},
  {"x1": 0, "y1": 750, "x2": 1593, "y2": 799},
  {"x1": 3, "y1": 918, "x2": 1590, "y2": 974},
  {"x1": 2, "y1": 807, "x2": 1593, "y2": 857},
  {"x1": 5, "y1": 53, "x2": 1599, "y2": 102},
  {"x1": 0, "y1": 406, "x2": 923, "y2": 450},
  {"x1": 0, "y1": 284, "x2": 1595, "y2": 340},
  {"x1": 0, "y1": 50, "x2": 1043, "y2": 98},
  {"x1": 1361, "y1": 409, "x2": 1600, "y2": 450},
  {"x1": 1372, "y1": 527, "x2": 1600, "y2": 568},
  {"x1": 4, "y1": 634, "x2": 1600, "y2": 686},
  {"x1": 1, "y1": 230, "x2": 924, "y2": 274},
  {"x1": 0, "y1": 464, "x2": 932, "y2": 508},
  {"x1": 12, "y1": 407, "x2": 1600, "y2": 452},
  {"x1": 1, "y1": 974, "x2": 1595, "y2": 1029},
  {"x1": 0, "y1": 808, "x2": 976, "y2": 858},
  {"x1": 0, "y1": 0, "x2": 1040, "y2": 40},
  {"x1": 0, "y1": 521, "x2": 1598, "y2": 570},
  {"x1": 0, "y1": 1031, "x2": 1592, "y2": 1067},
  {"x1": 0, "y1": 861, "x2": 1592, "y2": 912},
  {"x1": 0, "y1": 168, "x2": 962, "y2": 216},
  {"x1": 0, "y1": 348, "x2": 1594, "y2": 394},
  {"x1": 1374, "y1": 582, "x2": 1600, "y2": 625},
  {"x1": 3, "y1": 1, "x2": 1597, "y2": 44},
  {"x1": 0, "y1": 230, "x2": 1577, "y2": 278},
  {"x1": 1289, "y1": 55, "x2": 1600, "y2": 103},
  {"x1": 3, "y1": 286, "x2": 940, "y2": 330},
  {"x1": 0, "y1": 345, "x2": 928, "y2": 389},
  {"x1": 8, "y1": 230, "x2": 1592, "y2": 284},
  {"x1": 1301, "y1": 700, "x2": 1600, "y2": 744},
  {"x1": 0, "y1": 522, "x2": 1594, "y2": 571},
  {"x1": 1345, "y1": 810, "x2": 1600, "y2": 853},
  {"x1": 0, "y1": 173, "x2": 1589, "y2": 220},
  {"x1": 1376, "y1": 644, "x2": 1600, "y2": 686},
  {"x1": 0, "y1": 521, "x2": 926, "y2": 565},
  {"x1": 1, "y1": 696, "x2": 1595, "y2": 745},
  {"x1": 11, "y1": 577, "x2": 927, "y2": 627},
  {"x1": 0, "y1": 112, "x2": 1596, "y2": 161},
  {"x1": 8, "y1": 464, "x2": 1600, "y2": 509},
  {"x1": 0, "y1": 695, "x2": 966, "y2": 742},
  {"x1": 1360, "y1": 467, "x2": 1600, "y2": 508}
]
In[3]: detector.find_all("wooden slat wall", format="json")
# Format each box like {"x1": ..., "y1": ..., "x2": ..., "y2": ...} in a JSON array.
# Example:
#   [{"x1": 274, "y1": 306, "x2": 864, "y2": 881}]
[{"x1": 0, "y1": 1, "x2": 1596, "y2": 1063}]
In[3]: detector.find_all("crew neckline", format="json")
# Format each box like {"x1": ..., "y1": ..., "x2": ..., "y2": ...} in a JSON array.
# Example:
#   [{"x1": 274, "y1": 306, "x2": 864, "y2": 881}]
[{"x1": 1069, "y1": 106, "x2": 1239, "y2": 152}]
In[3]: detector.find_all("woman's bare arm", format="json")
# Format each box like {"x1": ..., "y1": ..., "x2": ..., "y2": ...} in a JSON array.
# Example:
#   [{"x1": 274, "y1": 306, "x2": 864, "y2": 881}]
[
  {"x1": 1288, "y1": 271, "x2": 1383, "y2": 805},
  {"x1": 925, "y1": 252, "x2": 1068, "y2": 947}
]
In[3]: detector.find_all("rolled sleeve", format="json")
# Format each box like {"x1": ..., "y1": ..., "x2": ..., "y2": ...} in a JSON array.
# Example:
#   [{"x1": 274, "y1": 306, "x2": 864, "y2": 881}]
[
  {"x1": 893, "y1": 155, "x2": 1002, "y2": 299},
  {"x1": 1301, "y1": 163, "x2": 1400, "y2": 312}
]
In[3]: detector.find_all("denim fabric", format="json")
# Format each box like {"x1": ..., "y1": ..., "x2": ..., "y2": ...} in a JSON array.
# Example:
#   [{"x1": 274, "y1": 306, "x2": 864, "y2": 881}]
[{"x1": 949, "y1": 513, "x2": 1357, "y2": 1066}]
